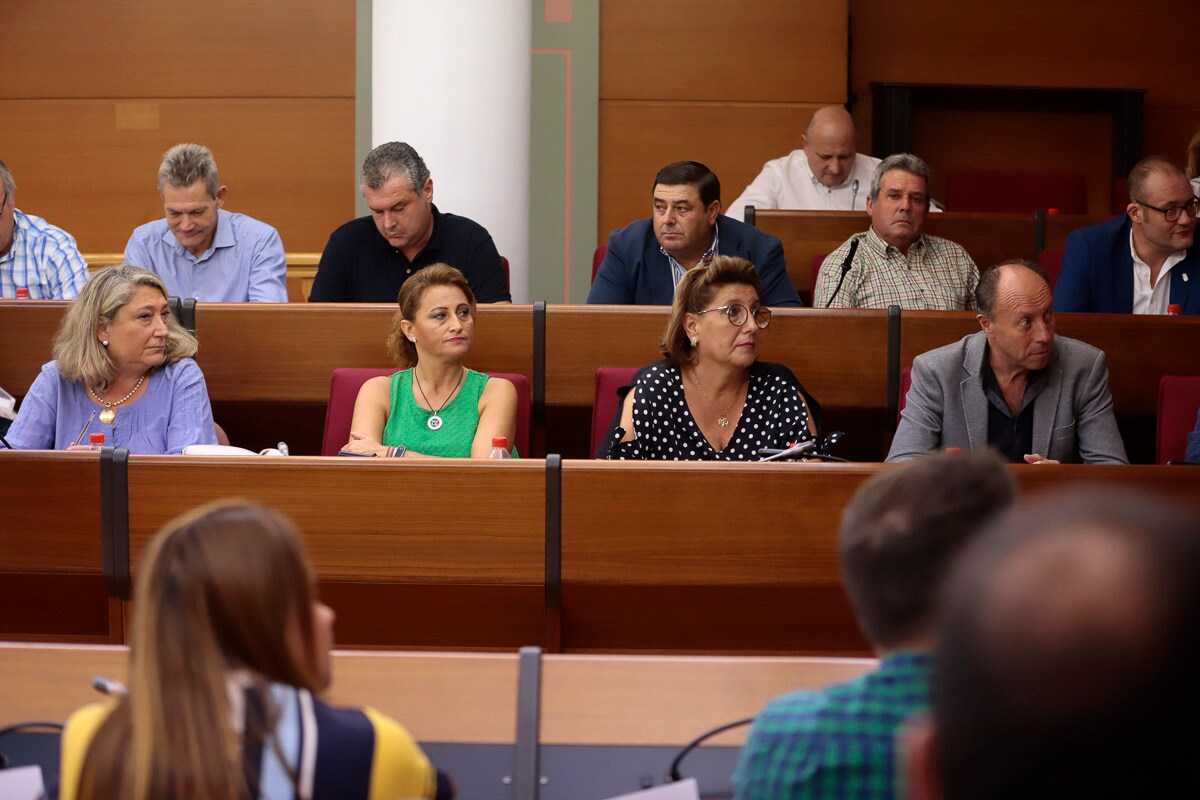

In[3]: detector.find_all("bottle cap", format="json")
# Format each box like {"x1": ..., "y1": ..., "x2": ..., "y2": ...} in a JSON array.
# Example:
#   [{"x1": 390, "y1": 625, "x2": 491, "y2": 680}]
[
  {"x1": 89, "y1": 433, "x2": 105, "y2": 444},
  {"x1": 15, "y1": 287, "x2": 29, "y2": 299},
  {"x1": 1168, "y1": 304, "x2": 1181, "y2": 314},
  {"x1": 945, "y1": 447, "x2": 962, "y2": 453},
  {"x1": 491, "y1": 437, "x2": 508, "y2": 448},
  {"x1": 1047, "y1": 208, "x2": 1060, "y2": 215}
]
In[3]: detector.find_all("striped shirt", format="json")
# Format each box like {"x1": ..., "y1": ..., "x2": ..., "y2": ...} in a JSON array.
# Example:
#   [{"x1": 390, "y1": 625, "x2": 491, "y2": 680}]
[
  {"x1": 0, "y1": 208, "x2": 89, "y2": 299},
  {"x1": 734, "y1": 652, "x2": 932, "y2": 800},
  {"x1": 814, "y1": 228, "x2": 978, "y2": 310}
]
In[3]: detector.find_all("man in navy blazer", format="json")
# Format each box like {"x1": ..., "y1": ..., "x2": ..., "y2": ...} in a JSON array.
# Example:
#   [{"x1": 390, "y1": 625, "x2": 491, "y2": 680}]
[
  {"x1": 587, "y1": 161, "x2": 801, "y2": 307},
  {"x1": 1054, "y1": 156, "x2": 1199, "y2": 314}
]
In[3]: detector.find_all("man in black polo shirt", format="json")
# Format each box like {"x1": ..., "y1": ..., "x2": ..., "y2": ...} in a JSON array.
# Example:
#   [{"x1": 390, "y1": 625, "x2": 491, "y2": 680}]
[{"x1": 309, "y1": 141, "x2": 510, "y2": 302}]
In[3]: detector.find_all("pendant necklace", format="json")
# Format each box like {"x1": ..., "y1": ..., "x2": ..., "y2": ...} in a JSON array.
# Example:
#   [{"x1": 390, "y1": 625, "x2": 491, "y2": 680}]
[
  {"x1": 690, "y1": 367, "x2": 744, "y2": 429},
  {"x1": 89, "y1": 373, "x2": 146, "y2": 425},
  {"x1": 414, "y1": 367, "x2": 465, "y2": 431}
]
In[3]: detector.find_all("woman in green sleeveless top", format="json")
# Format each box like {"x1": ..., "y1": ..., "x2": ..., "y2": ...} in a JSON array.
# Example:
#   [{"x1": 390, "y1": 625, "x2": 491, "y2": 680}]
[{"x1": 342, "y1": 264, "x2": 518, "y2": 458}]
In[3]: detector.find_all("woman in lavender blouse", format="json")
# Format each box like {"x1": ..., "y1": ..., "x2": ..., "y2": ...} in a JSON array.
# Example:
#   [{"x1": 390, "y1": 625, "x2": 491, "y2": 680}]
[{"x1": 7, "y1": 265, "x2": 217, "y2": 454}]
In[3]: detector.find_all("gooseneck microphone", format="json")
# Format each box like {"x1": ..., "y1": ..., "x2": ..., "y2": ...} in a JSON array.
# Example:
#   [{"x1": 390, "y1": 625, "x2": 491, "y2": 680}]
[
  {"x1": 850, "y1": 178, "x2": 860, "y2": 210},
  {"x1": 825, "y1": 234, "x2": 863, "y2": 308}
]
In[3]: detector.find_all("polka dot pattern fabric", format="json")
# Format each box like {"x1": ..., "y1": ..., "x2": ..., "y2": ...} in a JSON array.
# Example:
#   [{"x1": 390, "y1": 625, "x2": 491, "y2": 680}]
[{"x1": 604, "y1": 360, "x2": 815, "y2": 461}]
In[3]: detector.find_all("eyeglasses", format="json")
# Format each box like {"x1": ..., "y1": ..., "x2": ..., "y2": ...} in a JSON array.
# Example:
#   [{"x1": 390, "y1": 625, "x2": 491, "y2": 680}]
[
  {"x1": 696, "y1": 304, "x2": 772, "y2": 329},
  {"x1": 1135, "y1": 197, "x2": 1200, "y2": 222}
]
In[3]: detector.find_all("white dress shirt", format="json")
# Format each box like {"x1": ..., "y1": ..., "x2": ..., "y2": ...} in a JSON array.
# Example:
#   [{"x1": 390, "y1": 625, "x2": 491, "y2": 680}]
[
  {"x1": 1129, "y1": 229, "x2": 1186, "y2": 314},
  {"x1": 725, "y1": 150, "x2": 881, "y2": 222}
]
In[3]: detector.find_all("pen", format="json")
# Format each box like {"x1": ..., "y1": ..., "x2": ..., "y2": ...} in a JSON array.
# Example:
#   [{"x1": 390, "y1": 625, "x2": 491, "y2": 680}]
[{"x1": 72, "y1": 411, "x2": 96, "y2": 448}]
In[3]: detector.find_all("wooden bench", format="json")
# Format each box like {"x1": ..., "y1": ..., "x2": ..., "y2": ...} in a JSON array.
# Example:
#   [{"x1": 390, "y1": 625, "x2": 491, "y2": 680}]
[
  {"x1": 545, "y1": 306, "x2": 893, "y2": 459},
  {"x1": 0, "y1": 451, "x2": 120, "y2": 643},
  {"x1": 754, "y1": 210, "x2": 1069, "y2": 297},
  {"x1": 85, "y1": 253, "x2": 322, "y2": 304},
  {"x1": 5, "y1": 453, "x2": 1200, "y2": 652},
  {"x1": 898, "y1": 311, "x2": 1200, "y2": 462},
  {"x1": 118, "y1": 455, "x2": 549, "y2": 649},
  {"x1": 0, "y1": 643, "x2": 521, "y2": 780},
  {"x1": 557, "y1": 460, "x2": 1200, "y2": 654}
]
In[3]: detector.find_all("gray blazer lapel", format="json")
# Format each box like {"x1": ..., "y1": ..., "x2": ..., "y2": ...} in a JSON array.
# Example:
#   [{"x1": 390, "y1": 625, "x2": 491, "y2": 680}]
[
  {"x1": 1033, "y1": 356, "x2": 1064, "y2": 458},
  {"x1": 960, "y1": 333, "x2": 989, "y2": 452}
]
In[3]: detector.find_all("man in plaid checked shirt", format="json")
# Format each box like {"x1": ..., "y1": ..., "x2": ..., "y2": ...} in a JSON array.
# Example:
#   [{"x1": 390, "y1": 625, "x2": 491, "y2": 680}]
[
  {"x1": 815, "y1": 154, "x2": 978, "y2": 309},
  {"x1": 0, "y1": 158, "x2": 89, "y2": 299},
  {"x1": 733, "y1": 451, "x2": 1015, "y2": 800}
]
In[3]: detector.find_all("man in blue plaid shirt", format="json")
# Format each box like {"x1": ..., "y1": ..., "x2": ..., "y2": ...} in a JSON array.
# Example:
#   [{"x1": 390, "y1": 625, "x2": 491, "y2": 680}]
[
  {"x1": 0, "y1": 158, "x2": 89, "y2": 299},
  {"x1": 733, "y1": 451, "x2": 1016, "y2": 800}
]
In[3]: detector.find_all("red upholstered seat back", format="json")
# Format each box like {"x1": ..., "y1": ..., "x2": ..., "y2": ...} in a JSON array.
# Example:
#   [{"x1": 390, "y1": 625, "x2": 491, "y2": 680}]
[
  {"x1": 322, "y1": 367, "x2": 531, "y2": 457},
  {"x1": 591, "y1": 245, "x2": 608, "y2": 284},
  {"x1": 898, "y1": 366, "x2": 913, "y2": 425},
  {"x1": 945, "y1": 170, "x2": 1087, "y2": 214},
  {"x1": 1157, "y1": 376, "x2": 1200, "y2": 464},
  {"x1": 1037, "y1": 249, "x2": 1066, "y2": 291},
  {"x1": 591, "y1": 367, "x2": 640, "y2": 457}
]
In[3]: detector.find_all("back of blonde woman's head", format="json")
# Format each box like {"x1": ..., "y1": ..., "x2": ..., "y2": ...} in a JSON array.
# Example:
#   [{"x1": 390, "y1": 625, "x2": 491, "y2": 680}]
[
  {"x1": 662, "y1": 255, "x2": 762, "y2": 364},
  {"x1": 78, "y1": 501, "x2": 322, "y2": 800},
  {"x1": 386, "y1": 263, "x2": 476, "y2": 367},
  {"x1": 53, "y1": 265, "x2": 198, "y2": 390}
]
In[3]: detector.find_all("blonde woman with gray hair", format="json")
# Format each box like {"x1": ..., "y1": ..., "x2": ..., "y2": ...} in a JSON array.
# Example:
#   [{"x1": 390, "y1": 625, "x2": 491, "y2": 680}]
[{"x1": 5, "y1": 264, "x2": 217, "y2": 453}]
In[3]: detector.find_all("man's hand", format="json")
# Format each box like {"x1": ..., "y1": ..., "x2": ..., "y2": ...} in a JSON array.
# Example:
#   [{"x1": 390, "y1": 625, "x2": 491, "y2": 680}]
[{"x1": 1023, "y1": 453, "x2": 1061, "y2": 465}]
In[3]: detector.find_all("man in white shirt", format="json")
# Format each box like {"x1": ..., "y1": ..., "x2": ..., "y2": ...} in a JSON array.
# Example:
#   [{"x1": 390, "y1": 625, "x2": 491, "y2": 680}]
[{"x1": 725, "y1": 107, "x2": 881, "y2": 222}]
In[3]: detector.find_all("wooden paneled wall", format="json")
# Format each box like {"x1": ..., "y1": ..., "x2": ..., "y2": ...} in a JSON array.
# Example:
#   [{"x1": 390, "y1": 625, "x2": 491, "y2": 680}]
[
  {"x1": 2, "y1": 1, "x2": 355, "y2": 253},
  {"x1": 849, "y1": 0, "x2": 1200, "y2": 214},
  {"x1": 597, "y1": 1, "x2": 849, "y2": 242}
]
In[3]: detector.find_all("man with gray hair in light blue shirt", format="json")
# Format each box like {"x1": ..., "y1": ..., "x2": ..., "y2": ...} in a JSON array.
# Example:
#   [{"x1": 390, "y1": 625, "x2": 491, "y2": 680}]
[{"x1": 123, "y1": 143, "x2": 287, "y2": 302}]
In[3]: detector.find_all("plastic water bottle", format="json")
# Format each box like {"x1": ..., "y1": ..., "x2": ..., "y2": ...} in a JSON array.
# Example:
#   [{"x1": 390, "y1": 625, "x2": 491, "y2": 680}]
[
  {"x1": 1167, "y1": 304, "x2": 1180, "y2": 316},
  {"x1": 488, "y1": 436, "x2": 510, "y2": 459},
  {"x1": 89, "y1": 432, "x2": 105, "y2": 451},
  {"x1": 15, "y1": 287, "x2": 29, "y2": 299}
]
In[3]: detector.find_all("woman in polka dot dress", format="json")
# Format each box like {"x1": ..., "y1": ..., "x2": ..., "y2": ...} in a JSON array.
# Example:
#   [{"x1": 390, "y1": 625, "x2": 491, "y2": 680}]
[{"x1": 600, "y1": 255, "x2": 820, "y2": 460}]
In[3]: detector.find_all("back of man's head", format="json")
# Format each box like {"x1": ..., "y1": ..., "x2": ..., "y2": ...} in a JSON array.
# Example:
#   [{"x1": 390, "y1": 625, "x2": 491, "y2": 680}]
[
  {"x1": 838, "y1": 451, "x2": 1015, "y2": 651},
  {"x1": 931, "y1": 489, "x2": 1200, "y2": 800},
  {"x1": 652, "y1": 161, "x2": 720, "y2": 208}
]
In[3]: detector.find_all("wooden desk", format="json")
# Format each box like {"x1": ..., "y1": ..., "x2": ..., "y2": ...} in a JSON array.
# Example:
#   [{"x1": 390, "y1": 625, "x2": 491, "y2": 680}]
[
  {"x1": 0, "y1": 300, "x2": 69, "y2": 398},
  {"x1": 898, "y1": 312, "x2": 1200, "y2": 462},
  {"x1": 0, "y1": 451, "x2": 118, "y2": 643},
  {"x1": 0, "y1": 643, "x2": 519, "y2": 745},
  {"x1": 540, "y1": 653, "x2": 875, "y2": 746},
  {"x1": 544, "y1": 305, "x2": 894, "y2": 458},
  {"x1": 557, "y1": 461, "x2": 1200, "y2": 654},
  {"x1": 194, "y1": 303, "x2": 533, "y2": 404},
  {"x1": 122, "y1": 456, "x2": 548, "y2": 649},
  {"x1": 754, "y1": 210, "x2": 1046, "y2": 296}
]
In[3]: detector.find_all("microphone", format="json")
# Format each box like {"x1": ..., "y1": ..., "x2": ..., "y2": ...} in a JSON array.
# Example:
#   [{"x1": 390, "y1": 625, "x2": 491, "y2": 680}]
[
  {"x1": 92, "y1": 676, "x2": 128, "y2": 696},
  {"x1": 850, "y1": 178, "x2": 860, "y2": 210},
  {"x1": 825, "y1": 234, "x2": 863, "y2": 308},
  {"x1": 758, "y1": 439, "x2": 817, "y2": 462},
  {"x1": 666, "y1": 716, "x2": 755, "y2": 783}
]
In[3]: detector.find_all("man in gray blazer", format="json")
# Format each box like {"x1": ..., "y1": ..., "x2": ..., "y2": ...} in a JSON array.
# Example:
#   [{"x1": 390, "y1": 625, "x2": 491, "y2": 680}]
[{"x1": 888, "y1": 260, "x2": 1128, "y2": 464}]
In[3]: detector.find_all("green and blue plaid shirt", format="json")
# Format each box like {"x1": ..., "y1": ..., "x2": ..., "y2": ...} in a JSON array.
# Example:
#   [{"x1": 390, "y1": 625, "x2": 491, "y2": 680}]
[{"x1": 733, "y1": 652, "x2": 932, "y2": 800}]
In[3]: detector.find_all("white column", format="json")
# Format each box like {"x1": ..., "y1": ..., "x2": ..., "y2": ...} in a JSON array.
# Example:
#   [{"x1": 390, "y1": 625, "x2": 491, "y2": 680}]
[{"x1": 372, "y1": 1, "x2": 532, "y2": 301}]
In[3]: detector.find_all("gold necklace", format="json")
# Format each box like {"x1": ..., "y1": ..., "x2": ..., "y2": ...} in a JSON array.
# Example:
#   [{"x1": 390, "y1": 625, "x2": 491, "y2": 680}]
[
  {"x1": 89, "y1": 374, "x2": 146, "y2": 425},
  {"x1": 690, "y1": 367, "x2": 745, "y2": 429}
]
